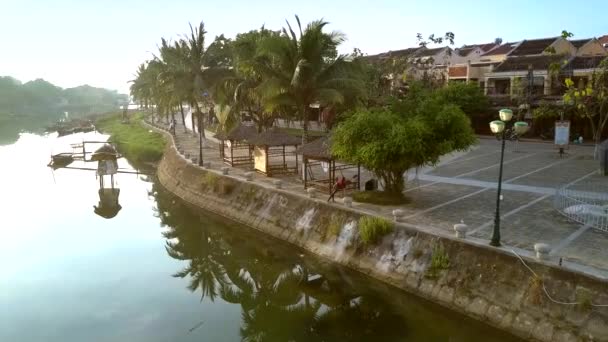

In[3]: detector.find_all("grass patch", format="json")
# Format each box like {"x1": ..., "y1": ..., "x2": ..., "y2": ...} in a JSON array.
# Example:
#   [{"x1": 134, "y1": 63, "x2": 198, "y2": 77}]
[
  {"x1": 358, "y1": 216, "x2": 393, "y2": 246},
  {"x1": 326, "y1": 214, "x2": 347, "y2": 240},
  {"x1": 96, "y1": 113, "x2": 165, "y2": 165},
  {"x1": 426, "y1": 244, "x2": 451, "y2": 278},
  {"x1": 352, "y1": 191, "x2": 409, "y2": 205}
]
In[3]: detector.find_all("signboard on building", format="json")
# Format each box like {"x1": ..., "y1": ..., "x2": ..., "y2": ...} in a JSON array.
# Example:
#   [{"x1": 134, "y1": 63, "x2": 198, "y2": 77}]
[{"x1": 555, "y1": 120, "x2": 570, "y2": 146}]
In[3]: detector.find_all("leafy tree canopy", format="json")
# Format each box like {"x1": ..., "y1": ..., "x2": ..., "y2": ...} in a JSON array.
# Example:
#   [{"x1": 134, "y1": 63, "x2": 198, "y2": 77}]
[{"x1": 332, "y1": 84, "x2": 476, "y2": 194}]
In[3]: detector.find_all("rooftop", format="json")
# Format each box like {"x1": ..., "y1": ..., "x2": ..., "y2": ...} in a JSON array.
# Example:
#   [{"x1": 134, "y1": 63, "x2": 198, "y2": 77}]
[
  {"x1": 493, "y1": 54, "x2": 568, "y2": 72},
  {"x1": 363, "y1": 47, "x2": 421, "y2": 62},
  {"x1": 251, "y1": 127, "x2": 302, "y2": 146},
  {"x1": 571, "y1": 38, "x2": 593, "y2": 49},
  {"x1": 297, "y1": 136, "x2": 332, "y2": 160},
  {"x1": 509, "y1": 37, "x2": 559, "y2": 56},
  {"x1": 214, "y1": 123, "x2": 257, "y2": 142},
  {"x1": 462, "y1": 42, "x2": 498, "y2": 52},
  {"x1": 414, "y1": 46, "x2": 450, "y2": 57},
  {"x1": 482, "y1": 42, "x2": 519, "y2": 56}
]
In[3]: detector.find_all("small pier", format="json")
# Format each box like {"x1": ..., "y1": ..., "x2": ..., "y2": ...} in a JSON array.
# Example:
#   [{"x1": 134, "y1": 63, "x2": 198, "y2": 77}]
[{"x1": 48, "y1": 141, "x2": 150, "y2": 175}]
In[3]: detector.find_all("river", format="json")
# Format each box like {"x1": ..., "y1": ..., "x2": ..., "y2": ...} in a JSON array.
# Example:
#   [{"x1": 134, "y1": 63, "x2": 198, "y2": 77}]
[{"x1": 0, "y1": 131, "x2": 521, "y2": 341}]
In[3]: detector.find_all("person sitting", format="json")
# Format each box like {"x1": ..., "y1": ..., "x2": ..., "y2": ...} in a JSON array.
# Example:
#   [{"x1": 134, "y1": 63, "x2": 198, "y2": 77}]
[{"x1": 327, "y1": 175, "x2": 355, "y2": 202}]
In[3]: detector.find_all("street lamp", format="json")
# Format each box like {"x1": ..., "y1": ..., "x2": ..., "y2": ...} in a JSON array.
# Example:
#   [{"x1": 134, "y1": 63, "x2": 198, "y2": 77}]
[
  {"x1": 198, "y1": 110, "x2": 204, "y2": 166},
  {"x1": 489, "y1": 108, "x2": 529, "y2": 247}
]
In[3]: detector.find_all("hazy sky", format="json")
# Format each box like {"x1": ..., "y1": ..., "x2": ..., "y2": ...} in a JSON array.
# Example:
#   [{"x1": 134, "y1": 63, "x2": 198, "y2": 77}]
[{"x1": 2, "y1": 0, "x2": 608, "y2": 94}]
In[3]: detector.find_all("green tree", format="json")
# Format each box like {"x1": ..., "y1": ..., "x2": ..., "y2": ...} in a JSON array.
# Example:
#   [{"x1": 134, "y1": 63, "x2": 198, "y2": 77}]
[
  {"x1": 563, "y1": 60, "x2": 608, "y2": 157},
  {"x1": 255, "y1": 15, "x2": 365, "y2": 143},
  {"x1": 433, "y1": 82, "x2": 489, "y2": 117},
  {"x1": 332, "y1": 88, "x2": 476, "y2": 194},
  {"x1": 216, "y1": 27, "x2": 281, "y2": 132}
]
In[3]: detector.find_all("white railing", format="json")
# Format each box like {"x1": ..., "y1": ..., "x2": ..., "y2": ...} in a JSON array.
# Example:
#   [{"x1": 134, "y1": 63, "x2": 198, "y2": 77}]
[{"x1": 554, "y1": 186, "x2": 608, "y2": 232}]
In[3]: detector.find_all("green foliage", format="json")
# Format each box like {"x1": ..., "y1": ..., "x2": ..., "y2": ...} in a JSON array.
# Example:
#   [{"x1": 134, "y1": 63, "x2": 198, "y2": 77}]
[
  {"x1": 426, "y1": 244, "x2": 450, "y2": 278},
  {"x1": 202, "y1": 172, "x2": 219, "y2": 187},
  {"x1": 562, "y1": 59, "x2": 608, "y2": 148},
  {"x1": 332, "y1": 86, "x2": 476, "y2": 194},
  {"x1": 358, "y1": 216, "x2": 394, "y2": 246},
  {"x1": 131, "y1": 22, "x2": 234, "y2": 129},
  {"x1": 432, "y1": 82, "x2": 490, "y2": 117},
  {"x1": 326, "y1": 214, "x2": 346, "y2": 240},
  {"x1": 533, "y1": 101, "x2": 563, "y2": 120},
  {"x1": 96, "y1": 113, "x2": 165, "y2": 164},
  {"x1": 249, "y1": 16, "x2": 366, "y2": 143},
  {"x1": 0, "y1": 76, "x2": 127, "y2": 138},
  {"x1": 352, "y1": 191, "x2": 409, "y2": 205}
]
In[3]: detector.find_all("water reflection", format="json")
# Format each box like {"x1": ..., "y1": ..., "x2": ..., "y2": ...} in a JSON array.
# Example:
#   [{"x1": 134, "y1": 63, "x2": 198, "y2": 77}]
[
  {"x1": 154, "y1": 185, "x2": 520, "y2": 342},
  {"x1": 94, "y1": 188, "x2": 122, "y2": 218}
]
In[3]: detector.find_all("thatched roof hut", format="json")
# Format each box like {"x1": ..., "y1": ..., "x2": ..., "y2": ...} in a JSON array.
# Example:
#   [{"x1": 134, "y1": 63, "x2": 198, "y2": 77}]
[
  {"x1": 91, "y1": 144, "x2": 118, "y2": 161},
  {"x1": 298, "y1": 135, "x2": 360, "y2": 196},
  {"x1": 251, "y1": 127, "x2": 301, "y2": 147},
  {"x1": 297, "y1": 136, "x2": 332, "y2": 160},
  {"x1": 214, "y1": 123, "x2": 257, "y2": 142}
]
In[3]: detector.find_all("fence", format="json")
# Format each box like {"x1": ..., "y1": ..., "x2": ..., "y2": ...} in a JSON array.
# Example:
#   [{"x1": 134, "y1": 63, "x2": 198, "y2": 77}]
[{"x1": 554, "y1": 186, "x2": 608, "y2": 232}]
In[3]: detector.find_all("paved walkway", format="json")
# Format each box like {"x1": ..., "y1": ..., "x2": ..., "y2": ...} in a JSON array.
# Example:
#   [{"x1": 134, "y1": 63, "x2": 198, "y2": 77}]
[{"x1": 148, "y1": 118, "x2": 608, "y2": 279}]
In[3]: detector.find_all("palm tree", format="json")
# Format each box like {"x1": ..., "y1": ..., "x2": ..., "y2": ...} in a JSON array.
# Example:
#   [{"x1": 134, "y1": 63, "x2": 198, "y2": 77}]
[
  {"x1": 255, "y1": 15, "x2": 366, "y2": 143},
  {"x1": 217, "y1": 27, "x2": 280, "y2": 132},
  {"x1": 178, "y1": 22, "x2": 232, "y2": 138}
]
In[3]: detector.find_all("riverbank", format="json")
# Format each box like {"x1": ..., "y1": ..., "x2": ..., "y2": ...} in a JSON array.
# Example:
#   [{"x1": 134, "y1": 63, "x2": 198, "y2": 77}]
[
  {"x1": 144, "y1": 120, "x2": 608, "y2": 341},
  {"x1": 96, "y1": 113, "x2": 166, "y2": 166}
]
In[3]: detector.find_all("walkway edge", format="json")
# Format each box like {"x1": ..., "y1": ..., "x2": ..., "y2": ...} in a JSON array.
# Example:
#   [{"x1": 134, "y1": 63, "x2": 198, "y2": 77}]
[{"x1": 149, "y1": 120, "x2": 608, "y2": 342}]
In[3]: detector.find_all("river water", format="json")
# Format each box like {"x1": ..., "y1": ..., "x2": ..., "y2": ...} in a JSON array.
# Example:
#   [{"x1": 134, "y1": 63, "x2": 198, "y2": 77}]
[{"x1": 0, "y1": 131, "x2": 521, "y2": 342}]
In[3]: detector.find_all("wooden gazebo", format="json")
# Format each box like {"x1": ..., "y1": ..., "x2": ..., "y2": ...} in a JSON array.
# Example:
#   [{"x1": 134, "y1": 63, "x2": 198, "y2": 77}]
[
  {"x1": 298, "y1": 136, "x2": 360, "y2": 196},
  {"x1": 250, "y1": 127, "x2": 301, "y2": 177},
  {"x1": 214, "y1": 123, "x2": 257, "y2": 167}
]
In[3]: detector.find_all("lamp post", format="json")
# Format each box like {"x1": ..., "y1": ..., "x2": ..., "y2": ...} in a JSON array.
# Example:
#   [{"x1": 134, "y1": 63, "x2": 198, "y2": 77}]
[
  {"x1": 489, "y1": 109, "x2": 529, "y2": 247},
  {"x1": 198, "y1": 110, "x2": 204, "y2": 167}
]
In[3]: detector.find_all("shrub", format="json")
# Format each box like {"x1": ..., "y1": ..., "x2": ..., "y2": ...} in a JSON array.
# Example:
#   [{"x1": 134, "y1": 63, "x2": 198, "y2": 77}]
[
  {"x1": 326, "y1": 214, "x2": 346, "y2": 240},
  {"x1": 352, "y1": 191, "x2": 409, "y2": 205},
  {"x1": 426, "y1": 244, "x2": 450, "y2": 278},
  {"x1": 358, "y1": 216, "x2": 393, "y2": 245}
]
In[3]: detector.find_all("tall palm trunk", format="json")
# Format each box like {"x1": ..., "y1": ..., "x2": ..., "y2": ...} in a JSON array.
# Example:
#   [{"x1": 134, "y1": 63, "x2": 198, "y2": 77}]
[
  {"x1": 300, "y1": 105, "x2": 309, "y2": 146},
  {"x1": 190, "y1": 102, "x2": 197, "y2": 134},
  {"x1": 179, "y1": 103, "x2": 187, "y2": 132}
]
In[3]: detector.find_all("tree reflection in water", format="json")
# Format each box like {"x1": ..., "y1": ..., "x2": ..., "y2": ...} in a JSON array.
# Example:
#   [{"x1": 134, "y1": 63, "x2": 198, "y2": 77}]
[
  {"x1": 152, "y1": 184, "x2": 521, "y2": 342},
  {"x1": 153, "y1": 184, "x2": 404, "y2": 342}
]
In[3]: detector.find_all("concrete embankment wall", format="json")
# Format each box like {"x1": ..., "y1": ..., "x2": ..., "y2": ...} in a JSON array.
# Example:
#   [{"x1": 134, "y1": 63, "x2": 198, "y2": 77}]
[{"x1": 157, "y1": 142, "x2": 608, "y2": 342}]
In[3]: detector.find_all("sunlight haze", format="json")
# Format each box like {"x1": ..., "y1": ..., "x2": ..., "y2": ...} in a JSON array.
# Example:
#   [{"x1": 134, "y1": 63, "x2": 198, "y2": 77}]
[{"x1": 2, "y1": 0, "x2": 608, "y2": 93}]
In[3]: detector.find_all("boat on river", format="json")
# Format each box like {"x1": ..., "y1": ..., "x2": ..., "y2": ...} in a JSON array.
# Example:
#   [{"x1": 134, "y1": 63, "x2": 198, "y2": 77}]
[{"x1": 49, "y1": 153, "x2": 74, "y2": 169}]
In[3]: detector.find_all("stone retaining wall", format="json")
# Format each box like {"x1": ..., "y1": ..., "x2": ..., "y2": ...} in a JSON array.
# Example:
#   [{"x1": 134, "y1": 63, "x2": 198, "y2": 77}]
[{"x1": 157, "y1": 140, "x2": 608, "y2": 342}]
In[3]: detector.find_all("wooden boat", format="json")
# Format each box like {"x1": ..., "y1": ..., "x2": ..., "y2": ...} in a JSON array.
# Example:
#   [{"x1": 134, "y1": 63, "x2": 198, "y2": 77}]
[{"x1": 49, "y1": 153, "x2": 74, "y2": 169}]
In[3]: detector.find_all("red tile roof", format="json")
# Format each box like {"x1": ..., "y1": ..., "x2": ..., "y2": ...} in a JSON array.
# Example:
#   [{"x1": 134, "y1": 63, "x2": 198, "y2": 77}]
[
  {"x1": 462, "y1": 43, "x2": 498, "y2": 52},
  {"x1": 413, "y1": 46, "x2": 450, "y2": 57},
  {"x1": 598, "y1": 35, "x2": 608, "y2": 46},
  {"x1": 482, "y1": 42, "x2": 519, "y2": 56},
  {"x1": 494, "y1": 55, "x2": 568, "y2": 72},
  {"x1": 509, "y1": 37, "x2": 559, "y2": 56},
  {"x1": 571, "y1": 38, "x2": 592, "y2": 48}
]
